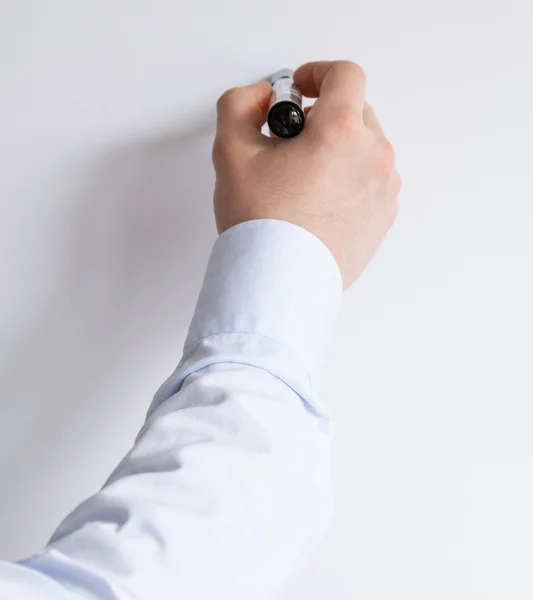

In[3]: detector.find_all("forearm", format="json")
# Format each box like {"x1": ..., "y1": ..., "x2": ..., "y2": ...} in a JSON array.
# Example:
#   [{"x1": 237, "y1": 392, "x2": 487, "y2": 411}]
[
  {"x1": 33, "y1": 353, "x2": 331, "y2": 600},
  {"x1": 5, "y1": 220, "x2": 341, "y2": 600}
]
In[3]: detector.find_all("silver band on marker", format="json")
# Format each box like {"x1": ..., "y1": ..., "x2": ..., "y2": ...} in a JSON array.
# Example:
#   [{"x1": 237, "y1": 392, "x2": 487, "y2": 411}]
[{"x1": 269, "y1": 69, "x2": 303, "y2": 111}]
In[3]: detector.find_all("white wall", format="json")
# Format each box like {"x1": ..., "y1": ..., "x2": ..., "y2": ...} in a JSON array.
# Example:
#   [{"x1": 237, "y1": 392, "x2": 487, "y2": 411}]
[{"x1": 1, "y1": 2, "x2": 532, "y2": 598}]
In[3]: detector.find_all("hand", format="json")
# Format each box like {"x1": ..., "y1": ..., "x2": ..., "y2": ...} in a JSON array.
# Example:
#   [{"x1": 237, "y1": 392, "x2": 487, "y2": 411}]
[{"x1": 212, "y1": 60, "x2": 401, "y2": 289}]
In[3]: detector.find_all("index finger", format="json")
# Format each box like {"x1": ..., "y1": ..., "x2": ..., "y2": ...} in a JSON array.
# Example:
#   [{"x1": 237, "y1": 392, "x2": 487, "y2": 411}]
[{"x1": 294, "y1": 61, "x2": 366, "y2": 122}]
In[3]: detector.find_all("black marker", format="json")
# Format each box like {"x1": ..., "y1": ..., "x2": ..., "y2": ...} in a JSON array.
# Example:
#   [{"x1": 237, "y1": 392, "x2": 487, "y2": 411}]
[{"x1": 267, "y1": 69, "x2": 305, "y2": 138}]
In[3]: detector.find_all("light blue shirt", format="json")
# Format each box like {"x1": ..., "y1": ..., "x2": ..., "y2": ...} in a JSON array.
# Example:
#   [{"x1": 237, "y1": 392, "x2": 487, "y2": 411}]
[{"x1": 0, "y1": 219, "x2": 342, "y2": 600}]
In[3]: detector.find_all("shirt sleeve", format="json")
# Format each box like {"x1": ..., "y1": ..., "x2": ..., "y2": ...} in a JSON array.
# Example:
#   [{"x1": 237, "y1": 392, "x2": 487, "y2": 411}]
[{"x1": 0, "y1": 219, "x2": 343, "y2": 600}]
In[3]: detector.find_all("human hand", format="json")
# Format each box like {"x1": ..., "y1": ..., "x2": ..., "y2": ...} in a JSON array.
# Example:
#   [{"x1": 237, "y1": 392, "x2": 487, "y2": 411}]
[{"x1": 212, "y1": 60, "x2": 401, "y2": 289}]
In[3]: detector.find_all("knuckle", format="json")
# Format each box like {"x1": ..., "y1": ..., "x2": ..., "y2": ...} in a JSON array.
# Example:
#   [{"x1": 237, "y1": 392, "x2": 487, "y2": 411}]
[
  {"x1": 212, "y1": 131, "x2": 235, "y2": 162},
  {"x1": 377, "y1": 137, "x2": 396, "y2": 172},
  {"x1": 216, "y1": 87, "x2": 242, "y2": 112},
  {"x1": 334, "y1": 60, "x2": 366, "y2": 83},
  {"x1": 391, "y1": 170, "x2": 402, "y2": 195},
  {"x1": 326, "y1": 108, "x2": 362, "y2": 140},
  {"x1": 211, "y1": 137, "x2": 223, "y2": 163}
]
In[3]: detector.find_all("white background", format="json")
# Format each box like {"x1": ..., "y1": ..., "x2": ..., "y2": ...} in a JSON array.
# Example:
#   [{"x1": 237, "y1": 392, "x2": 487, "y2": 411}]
[{"x1": 1, "y1": 2, "x2": 532, "y2": 598}]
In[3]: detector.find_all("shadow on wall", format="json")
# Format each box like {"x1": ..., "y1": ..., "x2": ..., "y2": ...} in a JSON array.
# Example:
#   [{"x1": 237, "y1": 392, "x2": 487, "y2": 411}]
[{"x1": 0, "y1": 117, "x2": 216, "y2": 559}]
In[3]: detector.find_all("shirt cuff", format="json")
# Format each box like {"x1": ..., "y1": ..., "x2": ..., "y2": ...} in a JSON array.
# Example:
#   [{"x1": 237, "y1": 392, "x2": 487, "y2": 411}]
[{"x1": 185, "y1": 219, "x2": 343, "y2": 385}]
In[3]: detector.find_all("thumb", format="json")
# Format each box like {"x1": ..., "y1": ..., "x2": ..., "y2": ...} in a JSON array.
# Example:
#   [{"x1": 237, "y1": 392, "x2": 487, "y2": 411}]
[{"x1": 215, "y1": 81, "x2": 272, "y2": 143}]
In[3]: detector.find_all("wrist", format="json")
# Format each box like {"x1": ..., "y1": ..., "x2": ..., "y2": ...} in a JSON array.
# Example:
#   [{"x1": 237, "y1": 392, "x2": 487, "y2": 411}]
[{"x1": 187, "y1": 219, "x2": 343, "y2": 384}]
